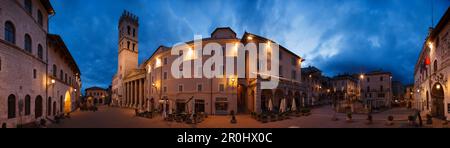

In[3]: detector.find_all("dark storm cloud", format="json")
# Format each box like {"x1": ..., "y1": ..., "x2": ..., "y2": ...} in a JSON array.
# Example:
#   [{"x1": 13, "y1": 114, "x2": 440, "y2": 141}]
[{"x1": 49, "y1": 0, "x2": 449, "y2": 91}]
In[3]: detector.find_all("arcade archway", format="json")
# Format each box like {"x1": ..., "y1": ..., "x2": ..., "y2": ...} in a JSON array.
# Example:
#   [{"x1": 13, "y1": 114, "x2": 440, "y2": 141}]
[
  {"x1": 64, "y1": 91, "x2": 72, "y2": 113},
  {"x1": 431, "y1": 83, "x2": 445, "y2": 119}
]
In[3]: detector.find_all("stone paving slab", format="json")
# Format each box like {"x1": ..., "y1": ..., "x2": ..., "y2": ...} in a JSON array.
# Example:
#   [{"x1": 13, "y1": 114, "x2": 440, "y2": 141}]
[{"x1": 49, "y1": 106, "x2": 449, "y2": 128}]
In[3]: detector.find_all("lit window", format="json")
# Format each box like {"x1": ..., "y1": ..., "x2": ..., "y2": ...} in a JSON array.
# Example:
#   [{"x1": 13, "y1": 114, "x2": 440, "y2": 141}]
[
  {"x1": 178, "y1": 85, "x2": 183, "y2": 92},
  {"x1": 219, "y1": 84, "x2": 225, "y2": 92},
  {"x1": 197, "y1": 84, "x2": 202, "y2": 92}
]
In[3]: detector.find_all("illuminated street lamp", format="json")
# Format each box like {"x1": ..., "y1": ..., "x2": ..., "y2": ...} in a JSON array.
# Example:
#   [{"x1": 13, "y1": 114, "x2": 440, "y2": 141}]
[
  {"x1": 51, "y1": 79, "x2": 56, "y2": 84},
  {"x1": 360, "y1": 74, "x2": 364, "y2": 80},
  {"x1": 436, "y1": 84, "x2": 441, "y2": 90}
]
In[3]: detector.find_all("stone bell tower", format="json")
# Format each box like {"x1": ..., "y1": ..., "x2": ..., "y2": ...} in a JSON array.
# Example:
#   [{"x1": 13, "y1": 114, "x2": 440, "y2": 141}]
[{"x1": 117, "y1": 10, "x2": 139, "y2": 79}]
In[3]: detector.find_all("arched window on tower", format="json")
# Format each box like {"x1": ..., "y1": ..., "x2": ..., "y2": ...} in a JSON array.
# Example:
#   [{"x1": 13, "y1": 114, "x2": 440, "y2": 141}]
[
  {"x1": 5, "y1": 21, "x2": 16, "y2": 44},
  {"x1": 133, "y1": 28, "x2": 136, "y2": 37},
  {"x1": 132, "y1": 43, "x2": 135, "y2": 51},
  {"x1": 24, "y1": 34, "x2": 32, "y2": 53},
  {"x1": 127, "y1": 26, "x2": 131, "y2": 35},
  {"x1": 127, "y1": 41, "x2": 130, "y2": 49}
]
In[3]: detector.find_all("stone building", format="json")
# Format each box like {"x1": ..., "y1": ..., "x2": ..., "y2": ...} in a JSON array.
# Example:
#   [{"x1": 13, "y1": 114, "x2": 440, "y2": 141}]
[
  {"x1": 0, "y1": 0, "x2": 81, "y2": 128},
  {"x1": 392, "y1": 81, "x2": 404, "y2": 104},
  {"x1": 360, "y1": 71, "x2": 392, "y2": 109},
  {"x1": 404, "y1": 84, "x2": 414, "y2": 108},
  {"x1": 112, "y1": 11, "x2": 305, "y2": 115},
  {"x1": 414, "y1": 7, "x2": 449, "y2": 119},
  {"x1": 301, "y1": 66, "x2": 331, "y2": 106},
  {"x1": 85, "y1": 87, "x2": 108, "y2": 105},
  {"x1": 330, "y1": 74, "x2": 359, "y2": 112}
]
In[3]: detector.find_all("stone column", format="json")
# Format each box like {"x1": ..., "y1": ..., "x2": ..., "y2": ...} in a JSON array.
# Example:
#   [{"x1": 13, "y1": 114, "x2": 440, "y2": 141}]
[
  {"x1": 125, "y1": 82, "x2": 128, "y2": 107},
  {"x1": 130, "y1": 81, "x2": 136, "y2": 108},
  {"x1": 137, "y1": 80, "x2": 140, "y2": 108},
  {"x1": 134, "y1": 80, "x2": 138, "y2": 108},
  {"x1": 142, "y1": 79, "x2": 145, "y2": 109},
  {"x1": 122, "y1": 83, "x2": 125, "y2": 107},
  {"x1": 129, "y1": 82, "x2": 132, "y2": 107}
]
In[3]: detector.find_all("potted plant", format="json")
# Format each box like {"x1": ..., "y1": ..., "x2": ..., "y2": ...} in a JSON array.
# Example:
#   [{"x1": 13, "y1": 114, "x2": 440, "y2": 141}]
[
  {"x1": 295, "y1": 110, "x2": 301, "y2": 117},
  {"x1": 386, "y1": 116, "x2": 394, "y2": 126},
  {"x1": 408, "y1": 115, "x2": 416, "y2": 126},
  {"x1": 366, "y1": 114, "x2": 373, "y2": 125},
  {"x1": 262, "y1": 114, "x2": 269, "y2": 123},
  {"x1": 230, "y1": 110, "x2": 237, "y2": 124},
  {"x1": 40, "y1": 119, "x2": 47, "y2": 128},
  {"x1": 331, "y1": 113, "x2": 339, "y2": 121},
  {"x1": 426, "y1": 114, "x2": 433, "y2": 125},
  {"x1": 278, "y1": 112, "x2": 284, "y2": 121},
  {"x1": 270, "y1": 113, "x2": 277, "y2": 122},
  {"x1": 346, "y1": 112, "x2": 353, "y2": 123},
  {"x1": 302, "y1": 108, "x2": 311, "y2": 116}
]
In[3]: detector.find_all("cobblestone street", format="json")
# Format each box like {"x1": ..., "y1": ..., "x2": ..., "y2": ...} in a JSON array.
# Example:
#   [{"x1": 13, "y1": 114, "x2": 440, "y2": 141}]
[{"x1": 49, "y1": 106, "x2": 449, "y2": 128}]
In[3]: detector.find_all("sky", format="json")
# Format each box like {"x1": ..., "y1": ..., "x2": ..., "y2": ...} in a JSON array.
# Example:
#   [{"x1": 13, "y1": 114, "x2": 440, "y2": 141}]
[{"x1": 48, "y1": 0, "x2": 450, "y2": 91}]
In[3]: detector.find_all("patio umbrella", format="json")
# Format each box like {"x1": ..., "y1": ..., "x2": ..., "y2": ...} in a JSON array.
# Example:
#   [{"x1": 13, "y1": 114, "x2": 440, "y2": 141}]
[
  {"x1": 280, "y1": 98, "x2": 286, "y2": 113},
  {"x1": 292, "y1": 99, "x2": 297, "y2": 112},
  {"x1": 268, "y1": 99, "x2": 273, "y2": 112}
]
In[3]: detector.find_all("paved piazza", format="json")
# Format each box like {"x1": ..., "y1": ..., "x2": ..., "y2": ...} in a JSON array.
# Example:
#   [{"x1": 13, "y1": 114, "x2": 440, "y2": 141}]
[{"x1": 49, "y1": 106, "x2": 449, "y2": 128}]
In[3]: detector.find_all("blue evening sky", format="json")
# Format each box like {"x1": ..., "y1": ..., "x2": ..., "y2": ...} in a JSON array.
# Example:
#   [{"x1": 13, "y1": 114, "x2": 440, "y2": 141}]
[{"x1": 48, "y1": 0, "x2": 449, "y2": 91}]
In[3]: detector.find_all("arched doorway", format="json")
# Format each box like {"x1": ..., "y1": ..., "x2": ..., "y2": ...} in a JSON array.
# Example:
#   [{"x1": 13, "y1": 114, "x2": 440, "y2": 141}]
[
  {"x1": 35, "y1": 96, "x2": 43, "y2": 119},
  {"x1": 53, "y1": 102, "x2": 56, "y2": 116},
  {"x1": 261, "y1": 89, "x2": 273, "y2": 112},
  {"x1": 287, "y1": 91, "x2": 293, "y2": 110},
  {"x1": 294, "y1": 92, "x2": 301, "y2": 109},
  {"x1": 7, "y1": 94, "x2": 16, "y2": 119},
  {"x1": 431, "y1": 83, "x2": 445, "y2": 118},
  {"x1": 237, "y1": 84, "x2": 248, "y2": 113},
  {"x1": 249, "y1": 90, "x2": 255, "y2": 113},
  {"x1": 274, "y1": 89, "x2": 285, "y2": 112},
  {"x1": 64, "y1": 91, "x2": 72, "y2": 113},
  {"x1": 47, "y1": 97, "x2": 52, "y2": 116}
]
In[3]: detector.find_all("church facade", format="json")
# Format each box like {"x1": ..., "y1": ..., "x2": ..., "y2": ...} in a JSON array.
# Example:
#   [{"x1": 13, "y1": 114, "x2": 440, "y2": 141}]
[{"x1": 112, "y1": 11, "x2": 305, "y2": 115}]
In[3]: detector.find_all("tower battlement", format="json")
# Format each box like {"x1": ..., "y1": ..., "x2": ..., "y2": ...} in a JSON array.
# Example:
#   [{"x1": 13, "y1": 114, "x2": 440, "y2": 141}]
[{"x1": 119, "y1": 10, "x2": 139, "y2": 26}]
